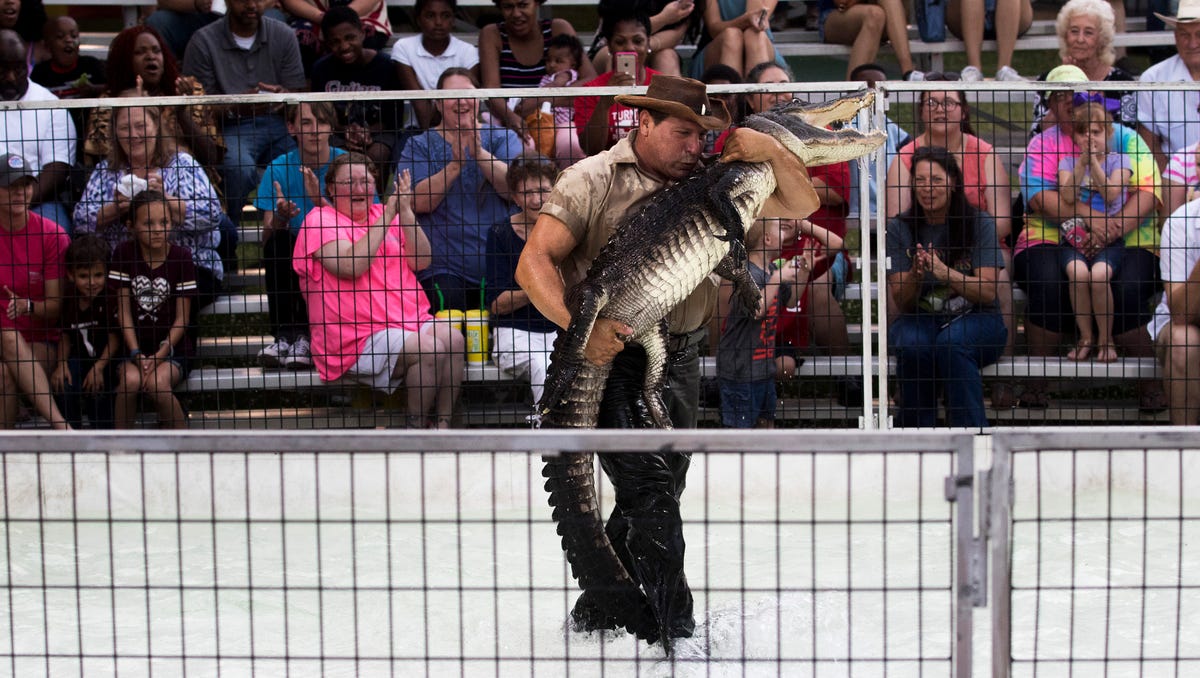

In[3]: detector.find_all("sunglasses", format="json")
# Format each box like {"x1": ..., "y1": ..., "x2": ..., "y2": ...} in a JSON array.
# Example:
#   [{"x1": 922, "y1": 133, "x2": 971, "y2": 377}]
[{"x1": 922, "y1": 71, "x2": 962, "y2": 82}]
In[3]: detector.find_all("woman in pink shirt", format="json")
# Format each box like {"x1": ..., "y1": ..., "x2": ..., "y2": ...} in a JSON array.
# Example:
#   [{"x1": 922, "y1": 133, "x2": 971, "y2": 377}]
[{"x1": 294, "y1": 152, "x2": 465, "y2": 429}]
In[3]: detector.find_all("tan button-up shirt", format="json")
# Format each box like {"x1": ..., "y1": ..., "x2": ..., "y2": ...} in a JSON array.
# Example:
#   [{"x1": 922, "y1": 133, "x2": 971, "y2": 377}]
[{"x1": 540, "y1": 131, "x2": 717, "y2": 334}]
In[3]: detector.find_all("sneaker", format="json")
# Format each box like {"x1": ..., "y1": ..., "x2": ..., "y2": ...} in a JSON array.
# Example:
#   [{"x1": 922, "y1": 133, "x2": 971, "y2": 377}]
[
  {"x1": 257, "y1": 338, "x2": 290, "y2": 369},
  {"x1": 996, "y1": 65, "x2": 1025, "y2": 82},
  {"x1": 284, "y1": 336, "x2": 313, "y2": 370},
  {"x1": 960, "y1": 65, "x2": 984, "y2": 82},
  {"x1": 904, "y1": 70, "x2": 925, "y2": 81}
]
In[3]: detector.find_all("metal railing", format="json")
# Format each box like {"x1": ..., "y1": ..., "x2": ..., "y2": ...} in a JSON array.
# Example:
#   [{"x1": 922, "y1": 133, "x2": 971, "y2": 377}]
[
  {"x1": 4, "y1": 425, "x2": 1199, "y2": 675},
  {"x1": 0, "y1": 429, "x2": 975, "y2": 676},
  {"x1": 989, "y1": 427, "x2": 1200, "y2": 678}
]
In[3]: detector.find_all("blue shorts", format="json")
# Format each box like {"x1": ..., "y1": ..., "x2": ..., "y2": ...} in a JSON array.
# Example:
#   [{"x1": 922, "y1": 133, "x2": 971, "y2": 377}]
[
  {"x1": 719, "y1": 378, "x2": 777, "y2": 428},
  {"x1": 1060, "y1": 241, "x2": 1125, "y2": 273}
]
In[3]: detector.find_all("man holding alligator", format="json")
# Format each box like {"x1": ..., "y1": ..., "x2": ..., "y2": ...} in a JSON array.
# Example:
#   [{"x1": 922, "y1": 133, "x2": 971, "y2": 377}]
[{"x1": 516, "y1": 75, "x2": 819, "y2": 647}]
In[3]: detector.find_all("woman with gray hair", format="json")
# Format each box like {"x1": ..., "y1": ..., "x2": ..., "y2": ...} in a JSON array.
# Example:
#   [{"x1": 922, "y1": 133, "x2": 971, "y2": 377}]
[{"x1": 1028, "y1": 0, "x2": 1136, "y2": 135}]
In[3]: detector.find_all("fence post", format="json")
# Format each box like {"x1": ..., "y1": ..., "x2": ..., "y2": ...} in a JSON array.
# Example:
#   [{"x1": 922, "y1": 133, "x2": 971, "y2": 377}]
[
  {"x1": 872, "y1": 87, "x2": 891, "y2": 429},
  {"x1": 989, "y1": 437, "x2": 1013, "y2": 678},
  {"x1": 855, "y1": 94, "x2": 876, "y2": 430},
  {"x1": 946, "y1": 439, "x2": 984, "y2": 677}
]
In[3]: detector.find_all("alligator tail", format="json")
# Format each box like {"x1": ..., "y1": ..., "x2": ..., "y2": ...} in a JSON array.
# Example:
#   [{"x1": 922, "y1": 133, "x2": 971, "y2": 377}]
[
  {"x1": 538, "y1": 282, "x2": 607, "y2": 415},
  {"x1": 542, "y1": 453, "x2": 659, "y2": 642}
]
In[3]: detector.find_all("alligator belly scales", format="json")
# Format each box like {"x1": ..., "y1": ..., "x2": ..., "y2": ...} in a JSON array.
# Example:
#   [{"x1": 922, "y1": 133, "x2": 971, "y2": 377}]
[{"x1": 536, "y1": 92, "x2": 886, "y2": 651}]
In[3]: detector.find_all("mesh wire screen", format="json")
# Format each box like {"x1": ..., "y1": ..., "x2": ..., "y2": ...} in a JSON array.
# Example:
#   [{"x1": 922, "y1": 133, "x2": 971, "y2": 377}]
[
  {"x1": 1004, "y1": 443, "x2": 1200, "y2": 677},
  {"x1": 0, "y1": 431, "x2": 963, "y2": 676},
  {"x1": 2, "y1": 79, "x2": 1199, "y2": 430}
]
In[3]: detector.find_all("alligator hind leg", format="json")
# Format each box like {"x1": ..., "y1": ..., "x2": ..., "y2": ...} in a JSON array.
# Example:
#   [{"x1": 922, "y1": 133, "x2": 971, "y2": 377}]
[{"x1": 638, "y1": 321, "x2": 673, "y2": 430}]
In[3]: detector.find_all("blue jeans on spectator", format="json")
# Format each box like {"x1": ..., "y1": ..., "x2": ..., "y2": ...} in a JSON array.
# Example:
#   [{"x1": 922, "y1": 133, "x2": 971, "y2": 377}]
[
  {"x1": 262, "y1": 227, "x2": 309, "y2": 342},
  {"x1": 719, "y1": 378, "x2": 777, "y2": 428},
  {"x1": 1013, "y1": 242, "x2": 1159, "y2": 336},
  {"x1": 217, "y1": 211, "x2": 239, "y2": 274},
  {"x1": 145, "y1": 9, "x2": 222, "y2": 61},
  {"x1": 54, "y1": 357, "x2": 115, "y2": 429},
  {"x1": 221, "y1": 114, "x2": 296, "y2": 224},
  {"x1": 889, "y1": 311, "x2": 1007, "y2": 428}
]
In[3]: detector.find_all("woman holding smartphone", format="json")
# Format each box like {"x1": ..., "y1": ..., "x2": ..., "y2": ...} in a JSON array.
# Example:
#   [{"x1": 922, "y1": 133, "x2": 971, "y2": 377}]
[
  {"x1": 590, "y1": 0, "x2": 701, "y2": 77},
  {"x1": 574, "y1": 7, "x2": 658, "y2": 154}
]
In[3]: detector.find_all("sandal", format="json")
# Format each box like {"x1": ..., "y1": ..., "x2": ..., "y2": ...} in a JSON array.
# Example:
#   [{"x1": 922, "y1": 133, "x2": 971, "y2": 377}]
[
  {"x1": 990, "y1": 381, "x2": 1017, "y2": 409},
  {"x1": 1018, "y1": 384, "x2": 1049, "y2": 409},
  {"x1": 1067, "y1": 339, "x2": 1094, "y2": 362}
]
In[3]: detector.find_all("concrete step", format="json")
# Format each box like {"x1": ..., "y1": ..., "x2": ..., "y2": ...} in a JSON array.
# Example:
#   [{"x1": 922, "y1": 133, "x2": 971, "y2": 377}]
[{"x1": 181, "y1": 362, "x2": 513, "y2": 394}]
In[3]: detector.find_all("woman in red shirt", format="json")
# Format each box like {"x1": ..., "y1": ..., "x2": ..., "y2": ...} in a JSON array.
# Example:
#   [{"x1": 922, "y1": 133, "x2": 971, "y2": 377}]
[{"x1": 574, "y1": 9, "x2": 658, "y2": 155}]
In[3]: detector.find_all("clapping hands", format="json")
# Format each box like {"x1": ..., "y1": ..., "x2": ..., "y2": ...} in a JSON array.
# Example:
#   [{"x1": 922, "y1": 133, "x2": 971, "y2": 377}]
[
  {"x1": 384, "y1": 169, "x2": 416, "y2": 224},
  {"x1": 268, "y1": 179, "x2": 301, "y2": 234},
  {"x1": 913, "y1": 243, "x2": 945, "y2": 278}
]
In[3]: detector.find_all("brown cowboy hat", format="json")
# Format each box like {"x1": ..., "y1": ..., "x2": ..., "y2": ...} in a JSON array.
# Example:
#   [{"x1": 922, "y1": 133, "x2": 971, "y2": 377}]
[{"x1": 615, "y1": 74, "x2": 731, "y2": 131}]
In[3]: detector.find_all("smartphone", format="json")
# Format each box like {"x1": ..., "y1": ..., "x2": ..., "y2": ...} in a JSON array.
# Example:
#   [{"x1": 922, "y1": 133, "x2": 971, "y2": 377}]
[
  {"x1": 614, "y1": 51, "x2": 637, "y2": 77},
  {"x1": 756, "y1": 8, "x2": 768, "y2": 28}
]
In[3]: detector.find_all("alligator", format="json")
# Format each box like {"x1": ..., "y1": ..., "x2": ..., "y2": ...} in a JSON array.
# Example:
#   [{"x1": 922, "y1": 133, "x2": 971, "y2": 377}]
[{"x1": 537, "y1": 91, "x2": 887, "y2": 653}]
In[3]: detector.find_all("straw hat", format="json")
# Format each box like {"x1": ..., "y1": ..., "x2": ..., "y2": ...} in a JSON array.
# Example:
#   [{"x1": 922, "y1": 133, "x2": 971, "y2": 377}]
[
  {"x1": 1155, "y1": 0, "x2": 1200, "y2": 25},
  {"x1": 614, "y1": 75, "x2": 731, "y2": 131}
]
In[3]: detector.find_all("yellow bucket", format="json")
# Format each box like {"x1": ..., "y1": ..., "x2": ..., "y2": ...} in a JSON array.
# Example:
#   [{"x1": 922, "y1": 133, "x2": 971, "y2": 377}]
[
  {"x1": 464, "y1": 310, "x2": 490, "y2": 364},
  {"x1": 435, "y1": 309, "x2": 466, "y2": 332}
]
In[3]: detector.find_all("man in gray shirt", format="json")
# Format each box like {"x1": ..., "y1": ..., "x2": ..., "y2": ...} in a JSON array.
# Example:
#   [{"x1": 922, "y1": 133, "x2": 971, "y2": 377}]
[{"x1": 184, "y1": 0, "x2": 306, "y2": 230}]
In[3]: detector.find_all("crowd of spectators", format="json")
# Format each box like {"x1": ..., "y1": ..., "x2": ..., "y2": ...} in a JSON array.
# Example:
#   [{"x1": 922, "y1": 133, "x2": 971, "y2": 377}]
[{"x1": 1, "y1": 0, "x2": 1200, "y2": 429}]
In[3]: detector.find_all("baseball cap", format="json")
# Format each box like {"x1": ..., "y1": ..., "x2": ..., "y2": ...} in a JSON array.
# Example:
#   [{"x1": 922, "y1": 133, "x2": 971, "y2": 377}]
[
  {"x1": 0, "y1": 153, "x2": 35, "y2": 188},
  {"x1": 1043, "y1": 64, "x2": 1088, "y2": 102}
]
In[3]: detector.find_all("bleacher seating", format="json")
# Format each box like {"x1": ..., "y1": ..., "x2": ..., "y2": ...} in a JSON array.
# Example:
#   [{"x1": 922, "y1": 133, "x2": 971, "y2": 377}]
[
  {"x1": 29, "y1": 3, "x2": 1179, "y2": 428},
  {"x1": 70, "y1": 14, "x2": 1175, "y2": 69}
]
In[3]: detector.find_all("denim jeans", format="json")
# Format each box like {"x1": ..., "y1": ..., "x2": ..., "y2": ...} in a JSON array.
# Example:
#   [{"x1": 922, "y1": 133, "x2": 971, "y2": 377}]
[
  {"x1": 262, "y1": 227, "x2": 308, "y2": 342},
  {"x1": 220, "y1": 115, "x2": 296, "y2": 224},
  {"x1": 54, "y1": 356, "x2": 115, "y2": 429},
  {"x1": 889, "y1": 311, "x2": 1007, "y2": 428}
]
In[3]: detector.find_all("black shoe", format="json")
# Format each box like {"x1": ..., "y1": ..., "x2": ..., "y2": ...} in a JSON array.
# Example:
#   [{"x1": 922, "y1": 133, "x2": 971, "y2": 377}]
[{"x1": 836, "y1": 376, "x2": 864, "y2": 407}]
